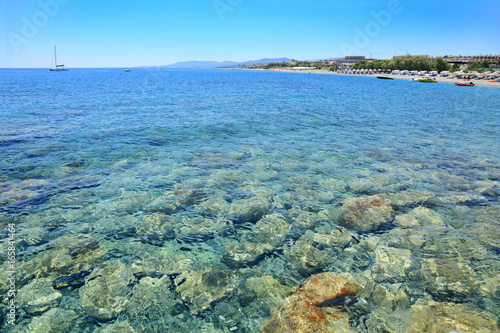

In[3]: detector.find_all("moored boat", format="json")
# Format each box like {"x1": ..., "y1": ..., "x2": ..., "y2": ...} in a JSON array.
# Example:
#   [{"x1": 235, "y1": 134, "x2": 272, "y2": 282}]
[
  {"x1": 376, "y1": 76, "x2": 393, "y2": 80},
  {"x1": 48, "y1": 45, "x2": 68, "y2": 71},
  {"x1": 455, "y1": 82, "x2": 474, "y2": 87},
  {"x1": 418, "y1": 78, "x2": 437, "y2": 83}
]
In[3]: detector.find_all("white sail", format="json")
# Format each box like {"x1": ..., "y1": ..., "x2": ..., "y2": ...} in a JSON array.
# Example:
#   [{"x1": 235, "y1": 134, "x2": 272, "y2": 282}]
[{"x1": 49, "y1": 45, "x2": 68, "y2": 71}]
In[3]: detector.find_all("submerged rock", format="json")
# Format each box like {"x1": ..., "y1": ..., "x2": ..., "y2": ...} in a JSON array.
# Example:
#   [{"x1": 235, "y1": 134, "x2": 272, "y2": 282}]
[
  {"x1": 338, "y1": 194, "x2": 393, "y2": 232},
  {"x1": 318, "y1": 178, "x2": 348, "y2": 193},
  {"x1": 144, "y1": 184, "x2": 206, "y2": 213},
  {"x1": 426, "y1": 191, "x2": 488, "y2": 207},
  {"x1": 52, "y1": 270, "x2": 92, "y2": 289},
  {"x1": 96, "y1": 320, "x2": 137, "y2": 333},
  {"x1": 127, "y1": 276, "x2": 175, "y2": 318},
  {"x1": 222, "y1": 242, "x2": 274, "y2": 268},
  {"x1": 19, "y1": 179, "x2": 50, "y2": 188},
  {"x1": 284, "y1": 237, "x2": 334, "y2": 275},
  {"x1": 254, "y1": 213, "x2": 292, "y2": 249},
  {"x1": 432, "y1": 171, "x2": 485, "y2": 192},
  {"x1": 244, "y1": 275, "x2": 291, "y2": 313},
  {"x1": 373, "y1": 245, "x2": 420, "y2": 282},
  {"x1": 288, "y1": 207, "x2": 325, "y2": 229},
  {"x1": 106, "y1": 191, "x2": 152, "y2": 214},
  {"x1": 19, "y1": 234, "x2": 105, "y2": 281},
  {"x1": 27, "y1": 308, "x2": 79, "y2": 333},
  {"x1": 259, "y1": 272, "x2": 359, "y2": 333},
  {"x1": 393, "y1": 206, "x2": 445, "y2": 228},
  {"x1": 389, "y1": 189, "x2": 434, "y2": 207},
  {"x1": 228, "y1": 196, "x2": 271, "y2": 223},
  {"x1": 0, "y1": 178, "x2": 50, "y2": 205},
  {"x1": 371, "y1": 284, "x2": 410, "y2": 312},
  {"x1": 0, "y1": 187, "x2": 40, "y2": 205},
  {"x1": 190, "y1": 153, "x2": 240, "y2": 169},
  {"x1": 408, "y1": 299, "x2": 499, "y2": 333},
  {"x1": 311, "y1": 229, "x2": 354, "y2": 250},
  {"x1": 137, "y1": 212, "x2": 173, "y2": 236},
  {"x1": 1, "y1": 234, "x2": 104, "y2": 295},
  {"x1": 174, "y1": 215, "x2": 231, "y2": 242},
  {"x1": 79, "y1": 261, "x2": 136, "y2": 321},
  {"x1": 420, "y1": 255, "x2": 478, "y2": 303},
  {"x1": 197, "y1": 196, "x2": 231, "y2": 216},
  {"x1": 174, "y1": 268, "x2": 237, "y2": 315},
  {"x1": 17, "y1": 278, "x2": 62, "y2": 315}
]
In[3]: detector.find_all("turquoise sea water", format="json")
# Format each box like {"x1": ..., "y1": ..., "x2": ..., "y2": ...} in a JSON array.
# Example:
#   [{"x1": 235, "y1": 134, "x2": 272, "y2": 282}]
[{"x1": 1, "y1": 68, "x2": 499, "y2": 332}]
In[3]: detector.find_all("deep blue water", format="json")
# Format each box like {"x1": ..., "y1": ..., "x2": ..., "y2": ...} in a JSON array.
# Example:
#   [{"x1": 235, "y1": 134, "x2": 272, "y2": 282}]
[{"x1": 1, "y1": 68, "x2": 499, "y2": 332}]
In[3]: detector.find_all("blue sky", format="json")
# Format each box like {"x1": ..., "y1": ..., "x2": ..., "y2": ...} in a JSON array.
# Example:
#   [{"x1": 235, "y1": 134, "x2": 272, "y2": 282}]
[{"x1": 1, "y1": 0, "x2": 499, "y2": 68}]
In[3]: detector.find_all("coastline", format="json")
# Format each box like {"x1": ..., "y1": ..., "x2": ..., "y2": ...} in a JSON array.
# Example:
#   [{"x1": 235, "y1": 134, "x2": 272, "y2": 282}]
[{"x1": 257, "y1": 68, "x2": 500, "y2": 88}]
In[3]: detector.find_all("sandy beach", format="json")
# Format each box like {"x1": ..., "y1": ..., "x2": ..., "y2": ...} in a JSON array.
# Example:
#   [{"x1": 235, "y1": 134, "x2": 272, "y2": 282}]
[{"x1": 263, "y1": 68, "x2": 500, "y2": 88}]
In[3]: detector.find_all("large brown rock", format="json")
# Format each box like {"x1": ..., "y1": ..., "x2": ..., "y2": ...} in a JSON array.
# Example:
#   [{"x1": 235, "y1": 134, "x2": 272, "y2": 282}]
[
  {"x1": 338, "y1": 194, "x2": 393, "y2": 232},
  {"x1": 259, "y1": 273, "x2": 359, "y2": 333}
]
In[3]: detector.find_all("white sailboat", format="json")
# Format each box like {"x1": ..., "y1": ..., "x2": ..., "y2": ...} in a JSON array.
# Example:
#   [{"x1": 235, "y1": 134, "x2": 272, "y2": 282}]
[{"x1": 49, "y1": 45, "x2": 68, "y2": 71}]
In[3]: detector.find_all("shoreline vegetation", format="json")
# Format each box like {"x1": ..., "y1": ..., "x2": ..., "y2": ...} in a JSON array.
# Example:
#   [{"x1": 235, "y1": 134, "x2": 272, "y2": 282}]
[{"x1": 237, "y1": 54, "x2": 500, "y2": 87}]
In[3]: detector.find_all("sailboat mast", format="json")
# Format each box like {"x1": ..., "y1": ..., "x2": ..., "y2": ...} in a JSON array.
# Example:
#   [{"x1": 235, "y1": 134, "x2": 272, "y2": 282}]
[{"x1": 54, "y1": 45, "x2": 57, "y2": 66}]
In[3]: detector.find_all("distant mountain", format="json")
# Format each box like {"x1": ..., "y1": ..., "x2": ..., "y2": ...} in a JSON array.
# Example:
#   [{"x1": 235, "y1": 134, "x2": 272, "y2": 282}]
[
  {"x1": 161, "y1": 58, "x2": 292, "y2": 69},
  {"x1": 244, "y1": 58, "x2": 292, "y2": 64},
  {"x1": 162, "y1": 60, "x2": 240, "y2": 69}
]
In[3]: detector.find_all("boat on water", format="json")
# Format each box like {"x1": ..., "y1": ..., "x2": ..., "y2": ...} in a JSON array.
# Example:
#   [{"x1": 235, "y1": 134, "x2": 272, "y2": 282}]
[
  {"x1": 455, "y1": 82, "x2": 475, "y2": 87},
  {"x1": 376, "y1": 76, "x2": 393, "y2": 80},
  {"x1": 418, "y1": 78, "x2": 437, "y2": 83},
  {"x1": 48, "y1": 45, "x2": 68, "y2": 71},
  {"x1": 125, "y1": 68, "x2": 132, "y2": 72}
]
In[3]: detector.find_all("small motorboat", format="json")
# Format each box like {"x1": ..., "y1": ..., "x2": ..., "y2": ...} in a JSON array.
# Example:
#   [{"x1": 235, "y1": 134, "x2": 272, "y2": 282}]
[
  {"x1": 455, "y1": 82, "x2": 474, "y2": 87},
  {"x1": 125, "y1": 68, "x2": 132, "y2": 72},
  {"x1": 418, "y1": 78, "x2": 437, "y2": 83},
  {"x1": 376, "y1": 76, "x2": 393, "y2": 80}
]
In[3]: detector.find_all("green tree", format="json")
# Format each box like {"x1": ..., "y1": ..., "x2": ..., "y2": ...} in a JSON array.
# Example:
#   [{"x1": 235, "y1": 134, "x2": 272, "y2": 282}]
[
  {"x1": 264, "y1": 61, "x2": 289, "y2": 69},
  {"x1": 468, "y1": 62, "x2": 479, "y2": 70},
  {"x1": 354, "y1": 60, "x2": 368, "y2": 69},
  {"x1": 479, "y1": 60, "x2": 490, "y2": 68},
  {"x1": 435, "y1": 57, "x2": 450, "y2": 72}
]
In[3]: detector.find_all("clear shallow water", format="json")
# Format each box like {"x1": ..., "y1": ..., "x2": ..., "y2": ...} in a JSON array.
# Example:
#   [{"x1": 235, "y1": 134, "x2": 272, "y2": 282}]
[{"x1": 0, "y1": 68, "x2": 499, "y2": 332}]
